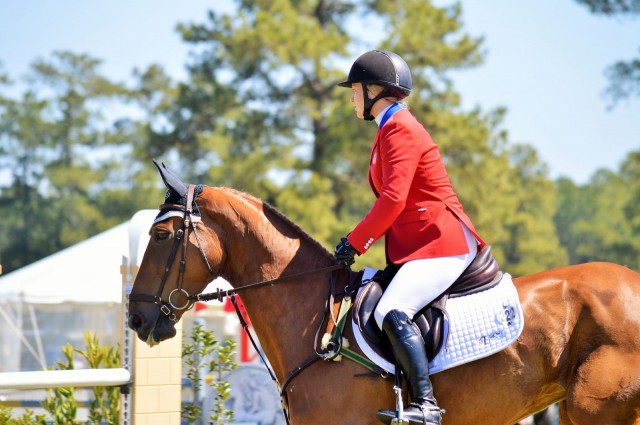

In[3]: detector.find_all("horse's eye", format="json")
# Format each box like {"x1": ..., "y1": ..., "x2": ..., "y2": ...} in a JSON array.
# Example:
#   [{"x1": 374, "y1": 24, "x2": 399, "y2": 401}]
[{"x1": 155, "y1": 230, "x2": 171, "y2": 242}]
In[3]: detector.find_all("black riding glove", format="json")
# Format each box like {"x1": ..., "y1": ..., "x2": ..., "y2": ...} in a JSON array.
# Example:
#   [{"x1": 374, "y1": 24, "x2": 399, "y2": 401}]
[{"x1": 334, "y1": 237, "x2": 357, "y2": 266}]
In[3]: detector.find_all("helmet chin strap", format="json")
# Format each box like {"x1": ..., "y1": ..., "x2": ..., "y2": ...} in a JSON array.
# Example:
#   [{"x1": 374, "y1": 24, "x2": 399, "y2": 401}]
[
  {"x1": 361, "y1": 82, "x2": 400, "y2": 121},
  {"x1": 362, "y1": 82, "x2": 389, "y2": 121}
]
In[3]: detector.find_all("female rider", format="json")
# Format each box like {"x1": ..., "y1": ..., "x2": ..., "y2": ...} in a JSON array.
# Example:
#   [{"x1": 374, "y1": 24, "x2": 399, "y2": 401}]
[{"x1": 334, "y1": 50, "x2": 485, "y2": 425}]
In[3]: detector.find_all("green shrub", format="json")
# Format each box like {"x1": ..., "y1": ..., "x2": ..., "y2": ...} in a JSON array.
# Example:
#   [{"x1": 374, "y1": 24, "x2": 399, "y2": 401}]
[
  {"x1": 182, "y1": 323, "x2": 237, "y2": 425},
  {"x1": 0, "y1": 332, "x2": 119, "y2": 425},
  {"x1": 1, "y1": 327, "x2": 237, "y2": 425},
  {"x1": 0, "y1": 406, "x2": 47, "y2": 425},
  {"x1": 42, "y1": 332, "x2": 121, "y2": 425}
]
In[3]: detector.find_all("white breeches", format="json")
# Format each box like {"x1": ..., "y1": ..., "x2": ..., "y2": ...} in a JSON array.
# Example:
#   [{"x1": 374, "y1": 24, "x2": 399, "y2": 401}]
[{"x1": 374, "y1": 221, "x2": 478, "y2": 329}]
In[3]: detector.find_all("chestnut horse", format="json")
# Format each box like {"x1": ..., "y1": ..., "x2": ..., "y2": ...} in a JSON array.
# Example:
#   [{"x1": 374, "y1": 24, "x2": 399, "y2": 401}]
[{"x1": 128, "y1": 174, "x2": 640, "y2": 424}]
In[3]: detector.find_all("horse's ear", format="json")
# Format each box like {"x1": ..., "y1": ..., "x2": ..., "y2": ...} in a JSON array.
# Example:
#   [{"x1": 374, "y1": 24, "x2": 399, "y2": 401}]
[{"x1": 152, "y1": 159, "x2": 187, "y2": 198}]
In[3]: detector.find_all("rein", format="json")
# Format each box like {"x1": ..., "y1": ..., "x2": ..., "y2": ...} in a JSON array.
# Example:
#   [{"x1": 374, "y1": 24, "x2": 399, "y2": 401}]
[{"x1": 191, "y1": 264, "x2": 345, "y2": 302}]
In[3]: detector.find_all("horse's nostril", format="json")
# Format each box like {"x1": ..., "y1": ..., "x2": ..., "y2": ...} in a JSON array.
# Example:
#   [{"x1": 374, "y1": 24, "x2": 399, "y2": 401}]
[{"x1": 128, "y1": 313, "x2": 143, "y2": 330}]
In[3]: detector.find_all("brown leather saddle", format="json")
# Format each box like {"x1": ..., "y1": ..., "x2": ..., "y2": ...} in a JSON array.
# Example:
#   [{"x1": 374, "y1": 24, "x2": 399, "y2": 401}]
[{"x1": 353, "y1": 245, "x2": 503, "y2": 363}]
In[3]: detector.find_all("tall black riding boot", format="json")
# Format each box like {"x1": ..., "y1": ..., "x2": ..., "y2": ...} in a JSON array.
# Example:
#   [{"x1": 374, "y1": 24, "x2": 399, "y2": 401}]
[{"x1": 376, "y1": 310, "x2": 443, "y2": 425}]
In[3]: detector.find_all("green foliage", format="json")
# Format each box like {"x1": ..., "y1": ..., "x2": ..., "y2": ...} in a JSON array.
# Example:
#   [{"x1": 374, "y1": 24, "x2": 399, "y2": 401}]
[
  {"x1": 0, "y1": 333, "x2": 120, "y2": 425},
  {"x1": 182, "y1": 323, "x2": 237, "y2": 425},
  {"x1": 575, "y1": 0, "x2": 640, "y2": 15},
  {"x1": 498, "y1": 145, "x2": 568, "y2": 275},
  {"x1": 0, "y1": 329, "x2": 241, "y2": 425},
  {"x1": 555, "y1": 151, "x2": 640, "y2": 270},
  {"x1": 41, "y1": 344, "x2": 80, "y2": 424},
  {"x1": 605, "y1": 56, "x2": 640, "y2": 105},
  {"x1": 0, "y1": 407, "x2": 47, "y2": 425},
  {"x1": 207, "y1": 334, "x2": 237, "y2": 425},
  {"x1": 0, "y1": 50, "x2": 162, "y2": 273},
  {"x1": 41, "y1": 333, "x2": 121, "y2": 425},
  {"x1": 78, "y1": 333, "x2": 121, "y2": 425},
  {"x1": 574, "y1": 0, "x2": 640, "y2": 106}
]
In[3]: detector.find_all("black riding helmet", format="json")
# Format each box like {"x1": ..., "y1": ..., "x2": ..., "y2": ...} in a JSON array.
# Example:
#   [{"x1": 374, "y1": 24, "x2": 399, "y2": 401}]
[{"x1": 338, "y1": 50, "x2": 412, "y2": 121}]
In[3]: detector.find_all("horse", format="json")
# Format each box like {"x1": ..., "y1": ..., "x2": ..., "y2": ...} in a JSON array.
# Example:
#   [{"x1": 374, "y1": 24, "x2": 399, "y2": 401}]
[{"x1": 128, "y1": 164, "x2": 640, "y2": 425}]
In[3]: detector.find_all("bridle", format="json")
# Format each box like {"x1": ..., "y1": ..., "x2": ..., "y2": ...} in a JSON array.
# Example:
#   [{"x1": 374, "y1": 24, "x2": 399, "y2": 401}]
[{"x1": 128, "y1": 184, "x2": 214, "y2": 322}]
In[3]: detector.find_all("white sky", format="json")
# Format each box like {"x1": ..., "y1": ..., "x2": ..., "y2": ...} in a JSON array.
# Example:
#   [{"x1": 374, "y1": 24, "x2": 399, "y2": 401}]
[{"x1": 1, "y1": 0, "x2": 638, "y2": 184}]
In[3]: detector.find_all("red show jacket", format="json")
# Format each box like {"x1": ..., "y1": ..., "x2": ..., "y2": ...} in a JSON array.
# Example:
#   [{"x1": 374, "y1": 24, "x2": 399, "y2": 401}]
[{"x1": 347, "y1": 109, "x2": 486, "y2": 264}]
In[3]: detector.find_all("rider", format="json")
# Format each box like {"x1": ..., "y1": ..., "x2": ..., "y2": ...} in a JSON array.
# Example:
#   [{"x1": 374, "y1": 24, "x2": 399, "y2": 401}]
[{"x1": 334, "y1": 50, "x2": 486, "y2": 425}]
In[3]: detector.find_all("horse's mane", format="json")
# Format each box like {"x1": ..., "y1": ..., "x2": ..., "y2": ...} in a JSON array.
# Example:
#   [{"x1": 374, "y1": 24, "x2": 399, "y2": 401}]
[{"x1": 217, "y1": 187, "x2": 334, "y2": 259}]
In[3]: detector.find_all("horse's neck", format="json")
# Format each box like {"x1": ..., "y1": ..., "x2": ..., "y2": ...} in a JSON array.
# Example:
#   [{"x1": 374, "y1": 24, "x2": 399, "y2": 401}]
[
  {"x1": 213, "y1": 188, "x2": 334, "y2": 281},
  {"x1": 208, "y1": 188, "x2": 335, "y2": 375}
]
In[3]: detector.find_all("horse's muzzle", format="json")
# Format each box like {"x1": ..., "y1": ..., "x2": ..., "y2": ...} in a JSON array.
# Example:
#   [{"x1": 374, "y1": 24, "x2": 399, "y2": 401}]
[{"x1": 128, "y1": 306, "x2": 177, "y2": 346}]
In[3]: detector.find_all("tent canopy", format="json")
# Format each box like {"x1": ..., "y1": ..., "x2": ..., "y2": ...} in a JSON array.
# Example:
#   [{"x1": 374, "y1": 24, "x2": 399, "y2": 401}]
[
  {"x1": 0, "y1": 209, "x2": 159, "y2": 305},
  {"x1": 0, "y1": 223, "x2": 128, "y2": 305},
  {"x1": 0, "y1": 210, "x2": 158, "y2": 371}
]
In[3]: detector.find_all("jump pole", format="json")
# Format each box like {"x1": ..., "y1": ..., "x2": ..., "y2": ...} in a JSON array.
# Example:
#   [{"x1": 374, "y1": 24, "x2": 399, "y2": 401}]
[{"x1": 0, "y1": 368, "x2": 131, "y2": 390}]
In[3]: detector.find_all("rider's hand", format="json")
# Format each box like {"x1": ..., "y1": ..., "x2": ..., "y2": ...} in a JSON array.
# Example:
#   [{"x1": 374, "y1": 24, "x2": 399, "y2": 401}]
[{"x1": 334, "y1": 237, "x2": 358, "y2": 266}]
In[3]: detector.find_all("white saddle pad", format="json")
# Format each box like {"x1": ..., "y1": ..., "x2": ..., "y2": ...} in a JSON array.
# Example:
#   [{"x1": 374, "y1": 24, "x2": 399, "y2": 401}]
[{"x1": 352, "y1": 269, "x2": 524, "y2": 375}]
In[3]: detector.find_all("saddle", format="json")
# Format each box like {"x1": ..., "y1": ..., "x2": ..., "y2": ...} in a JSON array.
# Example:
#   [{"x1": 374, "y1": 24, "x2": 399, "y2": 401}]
[{"x1": 353, "y1": 245, "x2": 503, "y2": 362}]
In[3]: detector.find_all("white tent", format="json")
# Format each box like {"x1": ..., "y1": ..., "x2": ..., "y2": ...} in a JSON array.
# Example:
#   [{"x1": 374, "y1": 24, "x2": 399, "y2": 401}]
[{"x1": 0, "y1": 210, "x2": 158, "y2": 372}]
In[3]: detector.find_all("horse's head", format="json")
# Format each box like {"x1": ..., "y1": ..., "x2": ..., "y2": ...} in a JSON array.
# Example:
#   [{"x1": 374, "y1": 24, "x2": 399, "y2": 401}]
[{"x1": 128, "y1": 160, "x2": 220, "y2": 345}]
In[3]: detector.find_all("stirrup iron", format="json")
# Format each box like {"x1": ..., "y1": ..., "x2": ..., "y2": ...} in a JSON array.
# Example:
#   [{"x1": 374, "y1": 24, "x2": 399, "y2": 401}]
[{"x1": 390, "y1": 384, "x2": 409, "y2": 425}]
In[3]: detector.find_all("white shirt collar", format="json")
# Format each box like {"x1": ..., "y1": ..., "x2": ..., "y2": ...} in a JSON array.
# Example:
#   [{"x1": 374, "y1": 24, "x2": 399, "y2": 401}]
[{"x1": 374, "y1": 104, "x2": 394, "y2": 127}]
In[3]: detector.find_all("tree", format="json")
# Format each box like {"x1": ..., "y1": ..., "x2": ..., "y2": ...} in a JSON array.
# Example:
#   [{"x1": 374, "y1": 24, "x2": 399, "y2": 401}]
[
  {"x1": 476, "y1": 144, "x2": 568, "y2": 276},
  {"x1": 0, "y1": 73, "x2": 64, "y2": 270},
  {"x1": 617, "y1": 151, "x2": 640, "y2": 267},
  {"x1": 555, "y1": 177, "x2": 595, "y2": 264},
  {"x1": 575, "y1": 0, "x2": 640, "y2": 105},
  {"x1": 575, "y1": 0, "x2": 640, "y2": 14},
  {"x1": 0, "y1": 52, "x2": 159, "y2": 271},
  {"x1": 555, "y1": 151, "x2": 640, "y2": 269}
]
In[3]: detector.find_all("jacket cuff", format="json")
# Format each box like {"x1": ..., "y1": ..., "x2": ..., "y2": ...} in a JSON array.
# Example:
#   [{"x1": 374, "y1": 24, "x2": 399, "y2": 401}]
[{"x1": 347, "y1": 232, "x2": 375, "y2": 255}]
